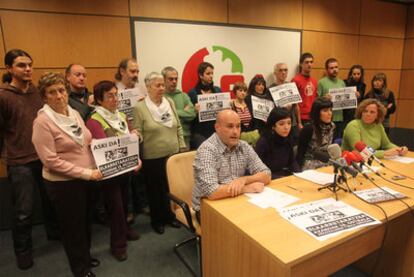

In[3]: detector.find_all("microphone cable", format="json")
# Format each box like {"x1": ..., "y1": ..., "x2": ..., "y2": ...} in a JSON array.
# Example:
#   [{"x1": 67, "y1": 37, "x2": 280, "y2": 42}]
[{"x1": 381, "y1": 164, "x2": 414, "y2": 182}]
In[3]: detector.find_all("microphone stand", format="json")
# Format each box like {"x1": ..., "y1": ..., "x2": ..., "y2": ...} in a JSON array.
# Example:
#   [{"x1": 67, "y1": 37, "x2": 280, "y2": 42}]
[{"x1": 318, "y1": 164, "x2": 348, "y2": 200}]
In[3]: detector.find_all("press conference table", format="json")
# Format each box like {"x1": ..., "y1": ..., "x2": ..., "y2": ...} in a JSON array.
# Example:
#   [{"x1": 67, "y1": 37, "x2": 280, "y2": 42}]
[{"x1": 201, "y1": 155, "x2": 414, "y2": 277}]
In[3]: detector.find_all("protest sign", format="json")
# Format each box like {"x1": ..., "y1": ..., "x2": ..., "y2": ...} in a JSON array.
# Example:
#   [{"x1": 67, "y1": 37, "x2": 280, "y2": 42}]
[
  {"x1": 91, "y1": 133, "x2": 139, "y2": 179},
  {"x1": 329, "y1": 87, "x2": 357, "y2": 111},
  {"x1": 269, "y1": 82, "x2": 302, "y2": 107},
  {"x1": 279, "y1": 198, "x2": 380, "y2": 241},
  {"x1": 198, "y1": 92, "x2": 231, "y2": 122}
]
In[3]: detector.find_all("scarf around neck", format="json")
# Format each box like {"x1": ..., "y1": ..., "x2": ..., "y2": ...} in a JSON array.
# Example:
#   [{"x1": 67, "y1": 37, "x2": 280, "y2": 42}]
[
  {"x1": 145, "y1": 96, "x2": 173, "y2": 128},
  {"x1": 40, "y1": 104, "x2": 84, "y2": 146},
  {"x1": 94, "y1": 106, "x2": 129, "y2": 135}
]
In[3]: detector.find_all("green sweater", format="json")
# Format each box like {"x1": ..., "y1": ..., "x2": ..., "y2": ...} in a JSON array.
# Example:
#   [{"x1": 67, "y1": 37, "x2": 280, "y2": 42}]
[
  {"x1": 317, "y1": 77, "x2": 345, "y2": 122},
  {"x1": 341, "y1": 119, "x2": 397, "y2": 158},
  {"x1": 164, "y1": 89, "x2": 196, "y2": 138},
  {"x1": 132, "y1": 98, "x2": 186, "y2": 159}
]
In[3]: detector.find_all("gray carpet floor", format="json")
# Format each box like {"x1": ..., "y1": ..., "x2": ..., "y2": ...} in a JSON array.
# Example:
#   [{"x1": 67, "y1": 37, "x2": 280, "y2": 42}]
[{"x1": 0, "y1": 214, "x2": 368, "y2": 277}]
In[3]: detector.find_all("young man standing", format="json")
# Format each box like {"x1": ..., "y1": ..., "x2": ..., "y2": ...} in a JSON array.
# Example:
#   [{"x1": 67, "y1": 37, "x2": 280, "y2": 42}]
[
  {"x1": 0, "y1": 49, "x2": 58, "y2": 270},
  {"x1": 291, "y1": 53, "x2": 317, "y2": 125},
  {"x1": 318, "y1": 58, "x2": 346, "y2": 138}
]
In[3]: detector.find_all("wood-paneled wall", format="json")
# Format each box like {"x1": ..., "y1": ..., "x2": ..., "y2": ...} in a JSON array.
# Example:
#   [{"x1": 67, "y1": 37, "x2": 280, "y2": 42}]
[
  {"x1": 0, "y1": 0, "x2": 410, "y2": 128},
  {"x1": 399, "y1": 4, "x2": 414, "y2": 129}
]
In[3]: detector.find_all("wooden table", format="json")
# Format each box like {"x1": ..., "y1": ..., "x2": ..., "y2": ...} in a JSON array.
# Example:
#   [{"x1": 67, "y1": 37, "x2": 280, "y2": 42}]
[{"x1": 201, "y1": 157, "x2": 414, "y2": 277}]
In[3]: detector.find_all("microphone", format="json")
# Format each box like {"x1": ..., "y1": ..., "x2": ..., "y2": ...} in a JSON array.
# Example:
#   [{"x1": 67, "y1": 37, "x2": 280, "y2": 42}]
[
  {"x1": 342, "y1": 151, "x2": 370, "y2": 180},
  {"x1": 313, "y1": 147, "x2": 358, "y2": 178},
  {"x1": 352, "y1": 150, "x2": 381, "y2": 177},
  {"x1": 354, "y1": 141, "x2": 386, "y2": 167}
]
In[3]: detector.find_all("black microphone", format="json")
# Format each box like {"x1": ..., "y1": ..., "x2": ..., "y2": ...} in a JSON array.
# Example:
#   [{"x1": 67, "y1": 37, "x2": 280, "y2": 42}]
[{"x1": 313, "y1": 150, "x2": 358, "y2": 178}]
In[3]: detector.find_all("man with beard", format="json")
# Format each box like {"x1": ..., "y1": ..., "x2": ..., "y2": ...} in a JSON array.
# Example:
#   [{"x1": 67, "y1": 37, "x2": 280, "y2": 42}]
[
  {"x1": 317, "y1": 58, "x2": 346, "y2": 138},
  {"x1": 114, "y1": 58, "x2": 149, "y2": 221}
]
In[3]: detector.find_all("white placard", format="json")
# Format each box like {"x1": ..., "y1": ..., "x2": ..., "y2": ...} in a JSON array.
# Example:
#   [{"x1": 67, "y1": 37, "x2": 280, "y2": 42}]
[
  {"x1": 279, "y1": 198, "x2": 381, "y2": 241},
  {"x1": 91, "y1": 134, "x2": 139, "y2": 179},
  {"x1": 385, "y1": 156, "x2": 414, "y2": 164},
  {"x1": 245, "y1": 187, "x2": 299, "y2": 210},
  {"x1": 117, "y1": 88, "x2": 142, "y2": 120},
  {"x1": 329, "y1": 86, "x2": 357, "y2": 111},
  {"x1": 269, "y1": 82, "x2": 302, "y2": 107},
  {"x1": 354, "y1": 187, "x2": 406, "y2": 203},
  {"x1": 294, "y1": 170, "x2": 335, "y2": 186},
  {"x1": 251, "y1": 96, "x2": 275, "y2": 122},
  {"x1": 197, "y1": 92, "x2": 231, "y2": 122}
]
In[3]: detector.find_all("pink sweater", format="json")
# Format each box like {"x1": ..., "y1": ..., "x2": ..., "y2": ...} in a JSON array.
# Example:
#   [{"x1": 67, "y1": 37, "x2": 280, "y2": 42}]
[{"x1": 32, "y1": 111, "x2": 95, "y2": 181}]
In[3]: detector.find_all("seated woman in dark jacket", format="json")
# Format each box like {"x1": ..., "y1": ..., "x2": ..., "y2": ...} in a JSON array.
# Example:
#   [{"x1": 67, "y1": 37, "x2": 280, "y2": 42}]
[
  {"x1": 255, "y1": 107, "x2": 300, "y2": 179},
  {"x1": 296, "y1": 98, "x2": 335, "y2": 170}
]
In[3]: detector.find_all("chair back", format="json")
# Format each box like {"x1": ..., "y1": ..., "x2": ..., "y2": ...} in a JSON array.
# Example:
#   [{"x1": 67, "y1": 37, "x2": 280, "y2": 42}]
[{"x1": 166, "y1": 151, "x2": 196, "y2": 208}]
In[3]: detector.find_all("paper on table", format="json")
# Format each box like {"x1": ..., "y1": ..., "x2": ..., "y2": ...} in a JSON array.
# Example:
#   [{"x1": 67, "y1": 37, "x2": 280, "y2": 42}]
[
  {"x1": 385, "y1": 156, "x2": 414, "y2": 164},
  {"x1": 294, "y1": 170, "x2": 335, "y2": 186},
  {"x1": 279, "y1": 198, "x2": 381, "y2": 241},
  {"x1": 361, "y1": 165, "x2": 381, "y2": 174},
  {"x1": 245, "y1": 187, "x2": 299, "y2": 210}
]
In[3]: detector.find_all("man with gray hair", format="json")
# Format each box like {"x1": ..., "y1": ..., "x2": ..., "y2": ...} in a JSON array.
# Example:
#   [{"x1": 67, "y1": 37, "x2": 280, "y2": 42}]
[
  {"x1": 162, "y1": 66, "x2": 196, "y2": 149},
  {"x1": 192, "y1": 110, "x2": 271, "y2": 223},
  {"x1": 269, "y1": 63, "x2": 302, "y2": 144}
]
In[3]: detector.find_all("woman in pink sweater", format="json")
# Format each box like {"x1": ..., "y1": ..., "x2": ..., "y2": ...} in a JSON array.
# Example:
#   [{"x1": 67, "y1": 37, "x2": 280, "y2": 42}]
[{"x1": 32, "y1": 72, "x2": 102, "y2": 277}]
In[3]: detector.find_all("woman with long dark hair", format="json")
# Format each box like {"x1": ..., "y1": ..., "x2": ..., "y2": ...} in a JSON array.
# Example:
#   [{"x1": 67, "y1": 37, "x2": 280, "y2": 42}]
[
  {"x1": 245, "y1": 74, "x2": 273, "y2": 134},
  {"x1": 344, "y1": 64, "x2": 366, "y2": 125},
  {"x1": 296, "y1": 98, "x2": 335, "y2": 170},
  {"x1": 255, "y1": 107, "x2": 300, "y2": 179}
]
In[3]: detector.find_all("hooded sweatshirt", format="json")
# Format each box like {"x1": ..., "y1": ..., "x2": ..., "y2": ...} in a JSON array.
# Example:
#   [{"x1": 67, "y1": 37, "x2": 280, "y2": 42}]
[{"x1": 0, "y1": 84, "x2": 43, "y2": 165}]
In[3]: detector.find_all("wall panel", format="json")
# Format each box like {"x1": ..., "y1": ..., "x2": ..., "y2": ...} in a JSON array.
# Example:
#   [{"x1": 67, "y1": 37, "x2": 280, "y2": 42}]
[
  {"x1": 0, "y1": 0, "x2": 129, "y2": 16},
  {"x1": 406, "y1": 5, "x2": 414, "y2": 39},
  {"x1": 402, "y1": 39, "x2": 414, "y2": 69},
  {"x1": 364, "y1": 69, "x2": 401, "y2": 99},
  {"x1": 303, "y1": 0, "x2": 360, "y2": 34},
  {"x1": 360, "y1": 0, "x2": 406, "y2": 38},
  {"x1": 399, "y1": 70, "x2": 414, "y2": 99},
  {"x1": 0, "y1": 67, "x2": 119, "y2": 92},
  {"x1": 130, "y1": 0, "x2": 227, "y2": 23},
  {"x1": 228, "y1": 0, "x2": 302, "y2": 29},
  {"x1": 0, "y1": 11, "x2": 131, "y2": 68},
  {"x1": 358, "y1": 36, "x2": 404, "y2": 69},
  {"x1": 302, "y1": 31, "x2": 359, "y2": 68},
  {"x1": 396, "y1": 100, "x2": 414, "y2": 129}
]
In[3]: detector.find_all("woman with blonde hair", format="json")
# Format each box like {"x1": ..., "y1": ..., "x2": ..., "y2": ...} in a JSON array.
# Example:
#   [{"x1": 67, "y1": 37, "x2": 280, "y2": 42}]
[{"x1": 342, "y1": 98, "x2": 408, "y2": 158}]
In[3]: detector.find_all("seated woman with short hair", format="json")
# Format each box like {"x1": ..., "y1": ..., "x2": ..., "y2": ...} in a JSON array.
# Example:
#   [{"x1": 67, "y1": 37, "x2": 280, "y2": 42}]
[
  {"x1": 342, "y1": 98, "x2": 408, "y2": 158},
  {"x1": 255, "y1": 107, "x2": 300, "y2": 179},
  {"x1": 296, "y1": 98, "x2": 336, "y2": 170}
]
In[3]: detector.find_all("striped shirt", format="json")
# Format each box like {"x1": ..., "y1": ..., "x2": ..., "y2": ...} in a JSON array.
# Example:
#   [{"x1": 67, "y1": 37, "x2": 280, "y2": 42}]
[
  {"x1": 192, "y1": 133, "x2": 271, "y2": 211},
  {"x1": 234, "y1": 105, "x2": 252, "y2": 128}
]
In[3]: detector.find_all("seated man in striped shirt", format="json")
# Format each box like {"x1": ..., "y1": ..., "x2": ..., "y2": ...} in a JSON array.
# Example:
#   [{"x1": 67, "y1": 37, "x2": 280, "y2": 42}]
[{"x1": 192, "y1": 110, "x2": 271, "y2": 224}]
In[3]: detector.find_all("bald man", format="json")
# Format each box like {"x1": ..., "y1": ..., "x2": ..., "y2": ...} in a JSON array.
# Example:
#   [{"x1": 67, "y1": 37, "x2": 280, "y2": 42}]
[{"x1": 192, "y1": 110, "x2": 271, "y2": 223}]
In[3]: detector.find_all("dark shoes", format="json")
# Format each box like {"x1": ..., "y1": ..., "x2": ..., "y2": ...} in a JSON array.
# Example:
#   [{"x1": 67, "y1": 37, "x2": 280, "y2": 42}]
[
  {"x1": 16, "y1": 251, "x2": 33, "y2": 270},
  {"x1": 112, "y1": 251, "x2": 128, "y2": 262},
  {"x1": 152, "y1": 224, "x2": 165, "y2": 234},
  {"x1": 127, "y1": 229, "x2": 141, "y2": 241},
  {"x1": 83, "y1": 270, "x2": 96, "y2": 277},
  {"x1": 90, "y1": 257, "x2": 100, "y2": 268},
  {"x1": 168, "y1": 219, "x2": 181, "y2": 229}
]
